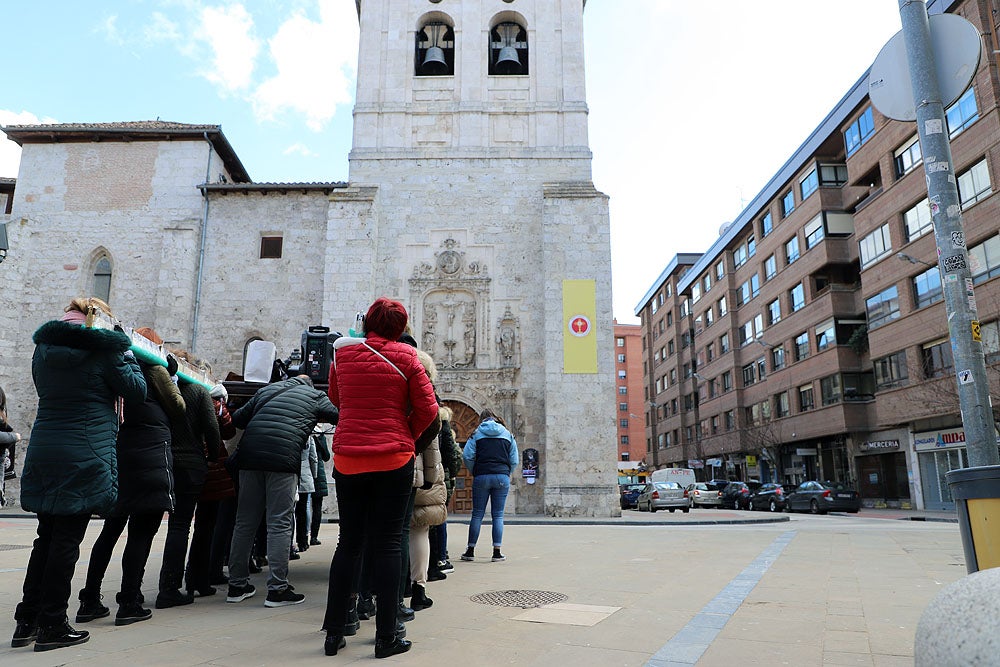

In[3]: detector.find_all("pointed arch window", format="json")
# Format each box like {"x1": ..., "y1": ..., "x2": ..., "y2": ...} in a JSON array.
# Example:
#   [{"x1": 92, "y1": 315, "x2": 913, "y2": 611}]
[
  {"x1": 93, "y1": 255, "x2": 112, "y2": 303},
  {"x1": 415, "y1": 21, "x2": 454, "y2": 76},
  {"x1": 490, "y1": 22, "x2": 528, "y2": 75}
]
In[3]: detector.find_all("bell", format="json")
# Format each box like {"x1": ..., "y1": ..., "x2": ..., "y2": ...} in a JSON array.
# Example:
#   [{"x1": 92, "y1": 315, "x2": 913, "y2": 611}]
[
  {"x1": 421, "y1": 46, "x2": 449, "y2": 75},
  {"x1": 495, "y1": 46, "x2": 521, "y2": 75}
]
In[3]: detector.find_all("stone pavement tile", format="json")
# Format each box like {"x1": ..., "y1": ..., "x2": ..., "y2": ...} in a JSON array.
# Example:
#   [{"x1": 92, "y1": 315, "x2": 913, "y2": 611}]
[
  {"x1": 719, "y1": 614, "x2": 824, "y2": 645},
  {"x1": 865, "y1": 621, "x2": 917, "y2": 657},
  {"x1": 649, "y1": 640, "x2": 706, "y2": 664},
  {"x1": 824, "y1": 629, "x2": 871, "y2": 654},
  {"x1": 872, "y1": 654, "x2": 917, "y2": 667},
  {"x1": 735, "y1": 599, "x2": 826, "y2": 620},
  {"x1": 826, "y1": 613, "x2": 868, "y2": 632},
  {"x1": 750, "y1": 583, "x2": 832, "y2": 605},
  {"x1": 824, "y1": 650, "x2": 876, "y2": 665},
  {"x1": 827, "y1": 603, "x2": 865, "y2": 617},
  {"x1": 511, "y1": 602, "x2": 621, "y2": 626},
  {"x1": 699, "y1": 635, "x2": 823, "y2": 664}
]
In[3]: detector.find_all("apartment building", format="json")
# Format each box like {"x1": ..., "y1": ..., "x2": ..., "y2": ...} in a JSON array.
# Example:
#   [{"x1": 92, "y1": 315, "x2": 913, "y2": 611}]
[
  {"x1": 614, "y1": 319, "x2": 651, "y2": 482},
  {"x1": 635, "y1": 0, "x2": 1000, "y2": 510}
]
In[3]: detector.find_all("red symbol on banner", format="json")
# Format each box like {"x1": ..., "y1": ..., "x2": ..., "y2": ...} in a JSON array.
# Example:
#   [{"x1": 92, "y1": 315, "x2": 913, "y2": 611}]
[{"x1": 568, "y1": 315, "x2": 592, "y2": 337}]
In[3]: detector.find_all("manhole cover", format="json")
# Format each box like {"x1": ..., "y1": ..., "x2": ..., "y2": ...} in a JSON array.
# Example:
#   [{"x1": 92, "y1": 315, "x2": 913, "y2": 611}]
[
  {"x1": 0, "y1": 544, "x2": 31, "y2": 552},
  {"x1": 470, "y1": 590, "x2": 567, "y2": 609}
]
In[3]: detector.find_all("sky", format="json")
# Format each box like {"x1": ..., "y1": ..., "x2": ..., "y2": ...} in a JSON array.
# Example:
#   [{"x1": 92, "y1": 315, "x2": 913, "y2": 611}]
[{"x1": 0, "y1": 1, "x2": 908, "y2": 323}]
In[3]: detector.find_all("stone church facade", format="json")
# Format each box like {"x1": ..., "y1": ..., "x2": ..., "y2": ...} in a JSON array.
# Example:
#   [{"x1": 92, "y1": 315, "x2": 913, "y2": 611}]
[{"x1": 0, "y1": 0, "x2": 618, "y2": 516}]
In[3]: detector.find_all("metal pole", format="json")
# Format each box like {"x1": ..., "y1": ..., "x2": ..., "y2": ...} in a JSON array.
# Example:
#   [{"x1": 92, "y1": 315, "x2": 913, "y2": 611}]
[{"x1": 899, "y1": 0, "x2": 998, "y2": 467}]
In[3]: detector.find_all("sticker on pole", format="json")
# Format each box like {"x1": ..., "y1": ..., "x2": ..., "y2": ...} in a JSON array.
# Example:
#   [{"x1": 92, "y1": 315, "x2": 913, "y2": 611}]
[
  {"x1": 972, "y1": 320, "x2": 982, "y2": 342},
  {"x1": 958, "y1": 369, "x2": 974, "y2": 385}
]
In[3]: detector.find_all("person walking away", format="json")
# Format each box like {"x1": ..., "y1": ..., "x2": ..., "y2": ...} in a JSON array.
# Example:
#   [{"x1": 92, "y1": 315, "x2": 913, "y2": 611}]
[
  {"x1": 156, "y1": 357, "x2": 221, "y2": 609},
  {"x1": 13, "y1": 297, "x2": 146, "y2": 652},
  {"x1": 294, "y1": 432, "x2": 319, "y2": 553},
  {"x1": 309, "y1": 430, "x2": 332, "y2": 545},
  {"x1": 226, "y1": 375, "x2": 338, "y2": 607},
  {"x1": 77, "y1": 346, "x2": 182, "y2": 627},
  {"x1": 322, "y1": 298, "x2": 438, "y2": 659},
  {"x1": 461, "y1": 409, "x2": 518, "y2": 563}
]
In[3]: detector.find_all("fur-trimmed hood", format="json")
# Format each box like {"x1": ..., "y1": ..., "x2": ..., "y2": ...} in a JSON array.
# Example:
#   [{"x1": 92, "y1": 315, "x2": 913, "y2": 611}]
[{"x1": 33, "y1": 320, "x2": 131, "y2": 351}]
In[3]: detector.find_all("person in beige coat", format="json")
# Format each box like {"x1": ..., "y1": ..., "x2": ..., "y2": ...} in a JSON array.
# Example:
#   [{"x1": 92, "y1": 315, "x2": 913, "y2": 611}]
[{"x1": 408, "y1": 351, "x2": 447, "y2": 611}]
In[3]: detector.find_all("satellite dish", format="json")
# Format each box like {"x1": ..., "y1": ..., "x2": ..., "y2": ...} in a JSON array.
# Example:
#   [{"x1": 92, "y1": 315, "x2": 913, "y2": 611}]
[
  {"x1": 869, "y1": 13, "x2": 982, "y2": 122},
  {"x1": 718, "y1": 221, "x2": 733, "y2": 236}
]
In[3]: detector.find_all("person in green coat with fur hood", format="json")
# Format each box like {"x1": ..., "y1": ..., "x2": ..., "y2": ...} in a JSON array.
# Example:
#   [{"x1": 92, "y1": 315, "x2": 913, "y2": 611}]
[{"x1": 13, "y1": 298, "x2": 146, "y2": 653}]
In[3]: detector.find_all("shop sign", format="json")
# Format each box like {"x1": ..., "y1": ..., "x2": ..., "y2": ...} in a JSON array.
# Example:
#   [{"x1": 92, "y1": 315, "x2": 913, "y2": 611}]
[
  {"x1": 706, "y1": 458, "x2": 723, "y2": 467},
  {"x1": 746, "y1": 455, "x2": 757, "y2": 467},
  {"x1": 688, "y1": 459, "x2": 704, "y2": 469},
  {"x1": 859, "y1": 439, "x2": 900, "y2": 453},
  {"x1": 796, "y1": 448, "x2": 818, "y2": 456},
  {"x1": 914, "y1": 429, "x2": 966, "y2": 452}
]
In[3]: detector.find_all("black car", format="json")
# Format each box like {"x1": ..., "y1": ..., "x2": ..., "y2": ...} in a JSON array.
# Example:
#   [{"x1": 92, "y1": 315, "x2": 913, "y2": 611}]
[
  {"x1": 720, "y1": 481, "x2": 752, "y2": 509},
  {"x1": 619, "y1": 484, "x2": 645, "y2": 510},
  {"x1": 749, "y1": 483, "x2": 791, "y2": 512},
  {"x1": 785, "y1": 481, "x2": 861, "y2": 514}
]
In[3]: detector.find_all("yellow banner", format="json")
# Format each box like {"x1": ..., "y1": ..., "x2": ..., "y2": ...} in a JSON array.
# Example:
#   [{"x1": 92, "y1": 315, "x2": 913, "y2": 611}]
[{"x1": 563, "y1": 279, "x2": 598, "y2": 374}]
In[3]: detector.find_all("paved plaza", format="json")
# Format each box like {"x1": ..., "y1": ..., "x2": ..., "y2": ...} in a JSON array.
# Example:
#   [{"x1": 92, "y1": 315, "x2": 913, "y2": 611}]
[{"x1": 0, "y1": 509, "x2": 964, "y2": 666}]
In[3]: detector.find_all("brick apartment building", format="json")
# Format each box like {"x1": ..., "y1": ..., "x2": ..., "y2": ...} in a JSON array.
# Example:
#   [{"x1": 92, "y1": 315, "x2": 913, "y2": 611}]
[
  {"x1": 635, "y1": 0, "x2": 1000, "y2": 510},
  {"x1": 613, "y1": 319, "x2": 648, "y2": 482}
]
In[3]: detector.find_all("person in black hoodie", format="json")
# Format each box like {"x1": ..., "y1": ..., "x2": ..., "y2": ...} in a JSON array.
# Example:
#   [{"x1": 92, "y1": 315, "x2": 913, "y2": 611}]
[{"x1": 76, "y1": 349, "x2": 183, "y2": 627}]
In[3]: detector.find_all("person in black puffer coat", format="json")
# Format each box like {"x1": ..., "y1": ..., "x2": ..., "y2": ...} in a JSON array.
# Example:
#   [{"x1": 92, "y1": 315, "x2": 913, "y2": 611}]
[
  {"x1": 77, "y1": 355, "x2": 183, "y2": 627},
  {"x1": 156, "y1": 356, "x2": 221, "y2": 610},
  {"x1": 13, "y1": 297, "x2": 146, "y2": 653},
  {"x1": 226, "y1": 376, "x2": 338, "y2": 608}
]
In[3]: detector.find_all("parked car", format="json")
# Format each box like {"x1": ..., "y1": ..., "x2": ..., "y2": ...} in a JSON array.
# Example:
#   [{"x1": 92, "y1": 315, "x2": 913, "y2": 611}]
[
  {"x1": 619, "y1": 484, "x2": 645, "y2": 510},
  {"x1": 636, "y1": 481, "x2": 690, "y2": 513},
  {"x1": 785, "y1": 481, "x2": 861, "y2": 514},
  {"x1": 721, "y1": 481, "x2": 753, "y2": 509},
  {"x1": 686, "y1": 482, "x2": 723, "y2": 508},
  {"x1": 749, "y1": 483, "x2": 791, "y2": 512},
  {"x1": 706, "y1": 479, "x2": 730, "y2": 492}
]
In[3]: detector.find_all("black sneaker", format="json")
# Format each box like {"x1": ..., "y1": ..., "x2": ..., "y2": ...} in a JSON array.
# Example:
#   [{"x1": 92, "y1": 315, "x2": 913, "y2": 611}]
[
  {"x1": 11, "y1": 621, "x2": 37, "y2": 648},
  {"x1": 264, "y1": 587, "x2": 305, "y2": 607},
  {"x1": 427, "y1": 568, "x2": 447, "y2": 581},
  {"x1": 115, "y1": 602, "x2": 152, "y2": 626},
  {"x1": 460, "y1": 548, "x2": 475, "y2": 562},
  {"x1": 155, "y1": 588, "x2": 194, "y2": 609},
  {"x1": 226, "y1": 583, "x2": 256, "y2": 603},
  {"x1": 491, "y1": 552, "x2": 506, "y2": 562},
  {"x1": 310, "y1": 537, "x2": 322, "y2": 546},
  {"x1": 34, "y1": 621, "x2": 89, "y2": 652},
  {"x1": 437, "y1": 559, "x2": 455, "y2": 574},
  {"x1": 75, "y1": 592, "x2": 110, "y2": 623}
]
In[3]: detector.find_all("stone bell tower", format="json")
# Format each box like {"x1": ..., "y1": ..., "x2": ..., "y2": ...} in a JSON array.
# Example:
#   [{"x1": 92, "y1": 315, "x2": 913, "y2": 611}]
[{"x1": 325, "y1": 0, "x2": 618, "y2": 516}]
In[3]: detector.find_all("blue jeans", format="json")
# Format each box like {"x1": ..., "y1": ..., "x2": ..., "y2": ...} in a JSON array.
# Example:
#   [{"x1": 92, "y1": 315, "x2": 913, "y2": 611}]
[{"x1": 467, "y1": 474, "x2": 511, "y2": 548}]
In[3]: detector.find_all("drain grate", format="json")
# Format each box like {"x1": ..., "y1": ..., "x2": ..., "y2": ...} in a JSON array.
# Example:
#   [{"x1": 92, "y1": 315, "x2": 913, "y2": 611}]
[
  {"x1": 470, "y1": 589, "x2": 568, "y2": 609},
  {"x1": 0, "y1": 544, "x2": 31, "y2": 552}
]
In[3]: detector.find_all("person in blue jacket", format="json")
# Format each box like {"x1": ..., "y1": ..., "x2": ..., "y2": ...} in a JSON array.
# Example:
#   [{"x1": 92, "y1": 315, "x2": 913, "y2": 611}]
[
  {"x1": 460, "y1": 409, "x2": 519, "y2": 563},
  {"x1": 12, "y1": 297, "x2": 146, "y2": 652}
]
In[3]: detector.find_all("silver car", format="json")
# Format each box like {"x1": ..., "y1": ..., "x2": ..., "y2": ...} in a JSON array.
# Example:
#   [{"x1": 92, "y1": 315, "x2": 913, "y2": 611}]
[
  {"x1": 686, "y1": 482, "x2": 723, "y2": 508},
  {"x1": 636, "y1": 481, "x2": 691, "y2": 513}
]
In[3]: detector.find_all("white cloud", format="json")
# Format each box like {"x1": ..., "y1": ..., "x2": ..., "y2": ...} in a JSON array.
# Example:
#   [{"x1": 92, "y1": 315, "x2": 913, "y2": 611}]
[
  {"x1": 283, "y1": 143, "x2": 317, "y2": 157},
  {"x1": 98, "y1": 14, "x2": 125, "y2": 46},
  {"x1": 194, "y1": 4, "x2": 261, "y2": 92},
  {"x1": 250, "y1": 0, "x2": 358, "y2": 130},
  {"x1": 0, "y1": 111, "x2": 58, "y2": 178},
  {"x1": 145, "y1": 12, "x2": 181, "y2": 44}
]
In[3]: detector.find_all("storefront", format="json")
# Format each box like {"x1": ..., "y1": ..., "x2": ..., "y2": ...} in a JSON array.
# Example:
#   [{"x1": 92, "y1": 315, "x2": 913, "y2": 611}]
[
  {"x1": 914, "y1": 427, "x2": 972, "y2": 511},
  {"x1": 855, "y1": 434, "x2": 911, "y2": 508}
]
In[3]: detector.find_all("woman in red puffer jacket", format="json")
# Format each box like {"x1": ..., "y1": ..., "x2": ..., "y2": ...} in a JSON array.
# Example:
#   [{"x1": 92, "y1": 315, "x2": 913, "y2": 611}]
[{"x1": 322, "y1": 298, "x2": 438, "y2": 659}]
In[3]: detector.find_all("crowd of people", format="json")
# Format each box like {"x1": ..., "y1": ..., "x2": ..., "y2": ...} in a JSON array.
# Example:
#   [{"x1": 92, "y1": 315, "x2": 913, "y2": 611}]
[{"x1": 4, "y1": 295, "x2": 520, "y2": 659}]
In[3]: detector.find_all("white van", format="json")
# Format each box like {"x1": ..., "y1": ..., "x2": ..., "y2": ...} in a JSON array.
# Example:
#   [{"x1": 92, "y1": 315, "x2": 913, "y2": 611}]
[{"x1": 650, "y1": 467, "x2": 696, "y2": 488}]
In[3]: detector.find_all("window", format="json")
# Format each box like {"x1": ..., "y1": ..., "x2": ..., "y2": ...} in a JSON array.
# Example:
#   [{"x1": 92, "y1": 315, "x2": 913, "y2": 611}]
[
  {"x1": 618, "y1": 370, "x2": 627, "y2": 379},
  {"x1": 620, "y1": 419, "x2": 629, "y2": 428},
  {"x1": 718, "y1": 296, "x2": 727, "y2": 317},
  {"x1": 821, "y1": 374, "x2": 842, "y2": 406},
  {"x1": 785, "y1": 236, "x2": 800, "y2": 264},
  {"x1": 618, "y1": 386, "x2": 627, "y2": 394},
  {"x1": 683, "y1": 362, "x2": 692, "y2": 379},
  {"x1": 781, "y1": 190, "x2": 795, "y2": 217},
  {"x1": 894, "y1": 135, "x2": 922, "y2": 177},
  {"x1": 711, "y1": 415, "x2": 719, "y2": 434},
  {"x1": 946, "y1": 87, "x2": 978, "y2": 138},
  {"x1": 912, "y1": 266, "x2": 943, "y2": 308},
  {"x1": 619, "y1": 402, "x2": 628, "y2": 412},
  {"x1": 844, "y1": 107, "x2": 875, "y2": 157},
  {"x1": 616, "y1": 337, "x2": 625, "y2": 347},
  {"x1": 794, "y1": 332, "x2": 810, "y2": 361},
  {"x1": 798, "y1": 384, "x2": 815, "y2": 411},
  {"x1": 618, "y1": 353, "x2": 626, "y2": 363},
  {"x1": 819, "y1": 163, "x2": 849, "y2": 186},
  {"x1": 691, "y1": 282, "x2": 702, "y2": 303},
  {"x1": 724, "y1": 410, "x2": 735, "y2": 430},
  {"x1": 722, "y1": 371, "x2": 733, "y2": 392},
  {"x1": 922, "y1": 339, "x2": 954, "y2": 378},
  {"x1": 874, "y1": 351, "x2": 908, "y2": 389},
  {"x1": 260, "y1": 236, "x2": 283, "y2": 259},
  {"x1": 747, "y1": 235, "x2": 757, "y2": 258},
  {"x1": 716, "y1": 260, "x2": 725, "y2": 280},
  {"x1": 737, "y1": 274, "x2": 760, "y2": 306},
  {"x1": 790, "y1": 283, "x2": 805, "y2": 312},
  {"x1": 668, "y1": 340, "x2": 675, "y2": 355},
  {"x1": 416, "y1": 21, "x2": 455, "y2": 76},
  {"x1": 733, "y1": 244, "x2": 748, "y2": 269},
  {"x1": 771, "y1": 346, "x2": 786, "y2": 371},
  {"x1": 705, "y1": 308, "x2": 714, "y2": 327},
  {"x1": 767, "y1": 298, "x2": 781, "y2": 325},
  {"x1": 756, "y1": 356, "x2": 766, "y2": 381},
  {"x1": 670, "y1": 369, "x2": 677, "y2": 385},
  {"x1": 666, "y1": 311, "x2": 673, "y2": 326},
  {"x1": 958, "y1": 159, "x2": 992, "y2": 208},
  {"x1": 860, "y1": 223, "x2": 893, "y2": 267},
  {"x1": 489, "y1": 21, "x2": 528, "y2": 75},
  {"x1": 92, "y1": 255, "x2": 112, "y2": 303},
  {"x1": 760, "y1": 212, "x2": 773, "y2": 237},
  {"x1": 720, "y1": 332, "x2": 730, "y2": 354},
  {"x1": 742, "y1": 363, "x2": 756, "y2": 387},
  {"x1": 804, "y1": 215, "x2": 824, "y2": 249},
  {"x1": 764, "y1": 254, "x2": 777, "y2": 281},
  {"x1": 703, "y1": 274, "x2": 711, "y2": 292},
  {"x1": 982, "y1": 320, "x2": 1000, "y2": 362},
  {"x1": 970, "y1": 235, "x2": 1000, "y2": 284},
  {"x1": 775, "y1": 391, "x2": 790, "y2": 418},
  {"x1": 866, "y1": 286, "x2": 900, "y2": 330},
  {"x1": 815, "y1": 318, "x2": 836, "y2": 351},
  {"x1": 904, "y1": 198, "x2": 932, "y2": 242},
  {"x1": 666, "y1": 283, "x2": 672, "y2": 298},
  {"x1": 706, "y1": 342, "x2": 715, "y2": 361},
  {"x1": 800, "y1": 168, "x2": 819, "y2": 200}
]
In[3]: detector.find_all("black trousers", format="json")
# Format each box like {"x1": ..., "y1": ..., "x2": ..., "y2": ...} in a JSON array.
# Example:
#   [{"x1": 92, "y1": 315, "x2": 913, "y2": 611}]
[
  {"x1": 295, "y1": 492, "x2": 310, "y2": 549},
  {"x1": 159, "y1": 470, "x2": 203, "y2": 592},
  {"x1": 85, "y1": 513, "x2": 163, "y2": 601},
  {"x1": 212, "y1": 496, "x2": 236, "y2": 576},
  {"x1": 324, "y1": 459, "x2": 413, "y2": 639},
  {"x1": 186, "y1": 499, "x2": 220, "y2": 592},
  {"x1": 310, "y1": 493, "x2": 325, "y2": 541},
  {"x1": 16, "y1": 513, "x2": 91, "y2": 627}
]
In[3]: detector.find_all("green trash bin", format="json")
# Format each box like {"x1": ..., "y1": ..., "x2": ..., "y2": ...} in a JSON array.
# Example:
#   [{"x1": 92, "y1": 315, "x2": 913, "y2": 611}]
[{"x1": 946, "y1": 465, "x2": 1000, "y2": 573}]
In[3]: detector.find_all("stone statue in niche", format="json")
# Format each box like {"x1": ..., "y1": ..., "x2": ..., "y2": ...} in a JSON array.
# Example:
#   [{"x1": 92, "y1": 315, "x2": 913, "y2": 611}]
[
  {"x1": 423, "y1": 288, "x2": 477, "y2": 369},
  {"x1": 496, "y1": 306, "x2": 520, "y2": 368},
  {"x1": 463, "y1": 321, "x2": 476, "y2": 365}
]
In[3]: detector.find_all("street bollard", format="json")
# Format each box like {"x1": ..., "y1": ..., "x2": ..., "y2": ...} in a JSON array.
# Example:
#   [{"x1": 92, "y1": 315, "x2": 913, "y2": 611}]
[
  {"x1": 946, "y1": 465, "x2": 1000, "y2": 573},
  {"x1": 915, "y1": 567, "x2": 1000, "y2": 665}
]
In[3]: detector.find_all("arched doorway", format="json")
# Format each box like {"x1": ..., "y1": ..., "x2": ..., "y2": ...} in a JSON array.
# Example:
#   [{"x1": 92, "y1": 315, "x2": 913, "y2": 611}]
[{"x1": 444, "y1": 400, "x2": 479, "y2": 514}]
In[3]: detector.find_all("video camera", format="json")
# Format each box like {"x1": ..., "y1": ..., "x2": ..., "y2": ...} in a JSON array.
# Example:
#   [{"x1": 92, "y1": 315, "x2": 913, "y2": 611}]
[{"x1": 280, "y1": 325, "x2": 342, "y2": 385}]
